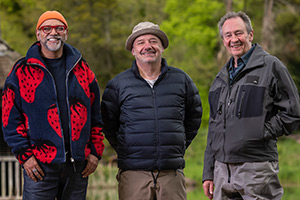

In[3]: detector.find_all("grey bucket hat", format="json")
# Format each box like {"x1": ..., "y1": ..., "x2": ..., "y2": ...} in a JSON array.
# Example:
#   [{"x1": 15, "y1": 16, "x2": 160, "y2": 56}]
[{"x1": 125, "y1": 21, "x2": 169, "y2": 51}]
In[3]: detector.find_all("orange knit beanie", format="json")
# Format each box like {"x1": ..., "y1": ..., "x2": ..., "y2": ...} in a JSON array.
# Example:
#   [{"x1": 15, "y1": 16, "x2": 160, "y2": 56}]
[{"x1": 36, "y1": 11, "x2": 68, "y2": 30}]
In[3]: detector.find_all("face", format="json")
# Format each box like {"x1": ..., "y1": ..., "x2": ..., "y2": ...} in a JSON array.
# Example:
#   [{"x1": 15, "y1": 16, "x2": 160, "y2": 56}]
[
  {"x1": 131, "y1": 34, "x2": 164, "y2": 65},
  {"x1": 222, "y1": 17, "x2": 253, "y2": 60},
  {"x1": 36, "y1": 19, "x2": 68, "y2": 56}
]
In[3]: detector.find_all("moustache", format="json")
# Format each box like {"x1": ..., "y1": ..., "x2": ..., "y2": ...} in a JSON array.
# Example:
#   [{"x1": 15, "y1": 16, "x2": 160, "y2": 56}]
[
  {"x1": 142, "y1": 49, "x2": 156, "y2": 54},
  {"x1": 46, "y1": 36, "x2": 62, "y2": 41}
]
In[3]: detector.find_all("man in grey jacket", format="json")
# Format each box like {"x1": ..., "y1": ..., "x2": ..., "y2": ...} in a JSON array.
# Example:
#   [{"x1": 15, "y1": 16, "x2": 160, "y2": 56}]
[{"x1": 202, "y1": 11, "x2": 300, "y2": 200}]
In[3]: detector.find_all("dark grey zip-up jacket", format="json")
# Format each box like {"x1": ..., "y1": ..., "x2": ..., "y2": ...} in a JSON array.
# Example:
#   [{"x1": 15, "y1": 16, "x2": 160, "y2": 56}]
[
  {"x1": 203, "y1": 44, "x2": 300, "y2": 181},
  {"x1": 101, "y1": 58, "x2": 202, "y2": 171}
]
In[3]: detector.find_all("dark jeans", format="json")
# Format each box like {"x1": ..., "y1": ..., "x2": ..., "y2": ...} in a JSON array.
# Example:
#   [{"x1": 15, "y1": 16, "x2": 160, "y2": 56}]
[{"x1": 23, "y1": 160, "x2": 88, "y2": 200}]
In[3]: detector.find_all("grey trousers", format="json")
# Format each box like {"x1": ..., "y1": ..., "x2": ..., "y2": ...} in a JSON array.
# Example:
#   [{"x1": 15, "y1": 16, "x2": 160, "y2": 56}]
[
  {"x1": 117, "y1": 169, "x2": 186, "y2": 200},
  {"x1": 213, "y1": 160, "x2": 283, "y2": 200}
]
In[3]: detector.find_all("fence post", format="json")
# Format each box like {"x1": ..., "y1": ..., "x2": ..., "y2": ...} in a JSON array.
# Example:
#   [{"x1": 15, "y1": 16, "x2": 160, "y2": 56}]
[{"x1": 0, "y1": 156, "x2": 22, "y2": 199}]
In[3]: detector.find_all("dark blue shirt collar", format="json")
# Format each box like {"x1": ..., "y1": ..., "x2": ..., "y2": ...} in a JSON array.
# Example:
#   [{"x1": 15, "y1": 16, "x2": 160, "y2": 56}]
[{"x1": 228, "y1": 44, "x2": 256, "y2": 82}]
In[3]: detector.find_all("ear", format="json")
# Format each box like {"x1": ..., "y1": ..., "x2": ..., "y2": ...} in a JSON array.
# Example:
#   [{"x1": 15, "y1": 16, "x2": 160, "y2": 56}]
[
  {"x1": 36, "y1": 29, "x2": 40, "y2": 41},
  {"x1": 131, "y1": 48, "x2": 135, "y2": 56},
  {"x1": 249, "y1": 30, "x2": 254, "y2": 42},
  {"x1": 65, "y1": 29, "x2": 69, "y2": 41}
]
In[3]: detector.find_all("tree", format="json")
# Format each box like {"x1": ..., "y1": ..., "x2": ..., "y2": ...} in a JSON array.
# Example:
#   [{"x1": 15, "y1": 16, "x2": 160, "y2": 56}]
[
  {"x1": 261, "y1": 0, "x2": 274, "y2": 51},
  {"x1": 273, "y1": 0, "x2": 300, "y2": 93},
  {"x1": 162, "y1": 0, "x2": 224, "y2": 126}
]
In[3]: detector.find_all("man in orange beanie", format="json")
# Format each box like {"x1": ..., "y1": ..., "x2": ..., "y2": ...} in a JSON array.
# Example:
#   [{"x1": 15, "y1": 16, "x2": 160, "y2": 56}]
[{"x1": 2, "y1": 10, "x2": 105, "y2": 199}]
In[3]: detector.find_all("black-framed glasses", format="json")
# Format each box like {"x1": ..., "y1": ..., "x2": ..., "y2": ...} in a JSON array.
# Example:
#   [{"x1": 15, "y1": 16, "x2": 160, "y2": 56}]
[{"x1": 39, "y1": 25, "x2": 67, "y2": 34}]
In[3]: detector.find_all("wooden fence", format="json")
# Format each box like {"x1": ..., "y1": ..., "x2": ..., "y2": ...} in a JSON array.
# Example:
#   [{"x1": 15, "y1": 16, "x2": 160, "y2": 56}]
[
  {"x1": 0, "y1": 156, "x2": 22, "y2": 200},
  {"x1": 0, "y1": 155, "x2": 118, "y2": 200}
]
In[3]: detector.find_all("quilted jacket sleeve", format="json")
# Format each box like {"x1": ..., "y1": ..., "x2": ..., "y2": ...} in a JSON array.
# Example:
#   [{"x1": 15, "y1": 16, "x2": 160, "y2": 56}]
[
  {"x1": 101, "y1": 79, "x2": 120, "y2": 152},
  {"x1": 184, "y1": 74, "x2": 202, "y2": 148}
]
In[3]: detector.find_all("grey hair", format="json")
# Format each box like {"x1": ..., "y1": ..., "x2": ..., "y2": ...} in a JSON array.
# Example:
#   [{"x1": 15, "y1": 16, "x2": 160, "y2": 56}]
[{"x1": 218, "y1": 11, "x2": 253, "y2": 39}]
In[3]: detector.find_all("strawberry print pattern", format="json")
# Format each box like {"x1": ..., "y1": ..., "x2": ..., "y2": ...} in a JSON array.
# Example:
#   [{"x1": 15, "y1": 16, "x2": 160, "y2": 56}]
[
  {"x1": 73, "y1": 61, "x2": 95, "y2": 97},
  {"x1": 32, "y1": 139, "x2": 57, "y2": 163},
  {"x1": 69, "y1": 97, "x2": 87, "y2": 141},
  {"x1": 90, "y1": 92, "x2": 95, "y2": 106},
  {"x1": 16, "y1": 64, "x2": 44, "y2": 103},
  {"x1": 17, "y1": 148, "x2": 33, "y2": 165},
  {"x1": 2, "y1": 85, "x2": 15, "y2": 127},
  {"x1": 47, "y1": 104, "x2": 62, "y2": 138},
  {"x1": 27, "y1": 58, "x2": 46, "y2": 68},
  {"x1": 16, "y1": 113, "x2": 29, "y2": 137},
  {"x1": 91, "y1": 127, "x2": 105, "y2": 156},
  {"x1": 84, "y1": 144, "x2": 91, "y2": 159}
]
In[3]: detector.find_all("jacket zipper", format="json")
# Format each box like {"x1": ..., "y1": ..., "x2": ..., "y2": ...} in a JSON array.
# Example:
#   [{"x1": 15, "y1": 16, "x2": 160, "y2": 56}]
[
  {"x1": 151, "y1": 88, "x2": 159, "y2": 166},
  {"x1": 66, "y1": 56, "x2": 82, "y2": 172},
  {"x1": 30, "y1": 63, "x2": 66, "y2": 161},
  {"x1": 32, "y1": 57, "x2": 82, "y2": 171},
  {"x1": 238, "y1": 90, "x2": 245, "y2": 119},
  {"x1": 138, "y1": 68, "x2": 166, "y2": 169},
  {"x1": 216, "y1": 76, "x2": 229, "y2": 162}
]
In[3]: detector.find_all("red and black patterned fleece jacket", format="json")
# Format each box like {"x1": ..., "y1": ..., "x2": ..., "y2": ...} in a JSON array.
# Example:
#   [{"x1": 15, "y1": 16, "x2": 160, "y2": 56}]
[{"x1": 2, "y1": 42, "x2": 104, "y2": 164}]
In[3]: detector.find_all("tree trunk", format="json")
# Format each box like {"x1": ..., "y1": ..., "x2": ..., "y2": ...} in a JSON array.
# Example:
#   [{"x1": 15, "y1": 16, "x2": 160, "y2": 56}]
[
  {"x1": 103, "y1": 9, "x2": 114, "y2": 74},
  {"x1": 261, "y1": 0, "x2": 274, "y2": 51},
  {"x1": 226, "y1": 0, "x2": 233, "y2": 12},
  {"x1": 217, "y1": 0, "x2": 232, "y2": 69}
]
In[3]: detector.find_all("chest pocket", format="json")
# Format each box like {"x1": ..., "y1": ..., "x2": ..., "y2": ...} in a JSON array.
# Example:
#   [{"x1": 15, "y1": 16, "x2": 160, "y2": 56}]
[
  {"x1": 209, "y1": 87, "x2": 222, "y2": 120},
  {"x1": 236, "y1": 85, "x2": 265, "y2": 118}
]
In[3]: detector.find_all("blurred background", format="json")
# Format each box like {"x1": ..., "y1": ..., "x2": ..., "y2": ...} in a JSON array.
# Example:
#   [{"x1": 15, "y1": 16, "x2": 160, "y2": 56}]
[{"x1": 0, "y1": 0, "x2": 299, "y2": 199}]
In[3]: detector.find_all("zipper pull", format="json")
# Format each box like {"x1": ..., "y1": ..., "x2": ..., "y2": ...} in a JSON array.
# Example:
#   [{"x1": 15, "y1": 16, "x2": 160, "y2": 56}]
[{"x1": 70, "y1": 157, "x2": 76, "y2": 172}]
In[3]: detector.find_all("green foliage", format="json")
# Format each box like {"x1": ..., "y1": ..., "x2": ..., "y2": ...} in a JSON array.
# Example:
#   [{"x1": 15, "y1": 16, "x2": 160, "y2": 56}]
[
  {"x1": 277, "y1": 136, "x2": 300, "y2": 185},
  {"x1": 273, "y1": 6, "x2": 300, "y2": 93},
  {"x1": 161, "y1": 0, "x2": 224, "y2": 127},
  {"x1": 184, "y1": 129, "x2": 207, "y2": 182},
  {"x1": 0, "y1": 0, "x2": 37, "y2": 55},
  {"x1": 162, "y1": 0, "x2": 222, "y2": 49}
]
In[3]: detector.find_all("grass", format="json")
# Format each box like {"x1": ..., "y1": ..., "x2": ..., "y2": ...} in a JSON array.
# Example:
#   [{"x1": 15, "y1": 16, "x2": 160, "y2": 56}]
[{"x1": 277, "y1": 135, "x2": 300, "y2": 200}]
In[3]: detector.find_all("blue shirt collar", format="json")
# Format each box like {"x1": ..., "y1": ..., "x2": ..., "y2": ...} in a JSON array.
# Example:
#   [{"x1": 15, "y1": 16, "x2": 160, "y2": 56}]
[
  {"x1": 229, "y1": 44, "x2": 256, "y2": 71},
  {"x1": 228, "y1": 44, "x2": 256, "y2": 83}
]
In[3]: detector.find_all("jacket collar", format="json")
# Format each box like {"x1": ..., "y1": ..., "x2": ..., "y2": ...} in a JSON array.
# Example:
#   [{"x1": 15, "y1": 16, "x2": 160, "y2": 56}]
[
  {"x1": 218, "y1": 43, "x2": 269, "y2": 82},
  {"x1": 25, "y1": 41, "x2": 82, "y2": 71}
]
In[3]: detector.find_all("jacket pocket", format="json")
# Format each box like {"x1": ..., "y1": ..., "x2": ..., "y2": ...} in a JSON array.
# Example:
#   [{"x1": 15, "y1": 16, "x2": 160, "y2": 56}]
[
  {"x1": 236, "y1": 85, "x2": 265, "y2": 118},
  {"x1": 209, "y1": 87, "x2": 222, "y2": 120}
]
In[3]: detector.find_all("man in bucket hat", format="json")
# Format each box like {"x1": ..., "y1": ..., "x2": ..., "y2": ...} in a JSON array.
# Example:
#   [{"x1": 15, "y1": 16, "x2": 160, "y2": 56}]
[
  {"x1": 101, "y1": 21, "x2": 202, "y2": 200},
  {"x1": 2, "y1": 10, "x2": 104, "y2": 199}
]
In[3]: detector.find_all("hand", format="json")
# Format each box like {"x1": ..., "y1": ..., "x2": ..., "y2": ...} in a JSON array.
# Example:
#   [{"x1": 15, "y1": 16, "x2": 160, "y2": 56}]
[
  {"x1": 82, "y1": 154, "x2": 99, "y2": 178},
  {"x1": 23, "y1": 156, "x2": 44, "y2": 182},
  {"x1": 203, "y1": 180, "x2": 214, "y2": 200}
]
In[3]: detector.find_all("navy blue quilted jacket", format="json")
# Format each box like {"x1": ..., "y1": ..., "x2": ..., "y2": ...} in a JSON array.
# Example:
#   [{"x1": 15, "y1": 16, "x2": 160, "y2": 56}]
[{"x1": 101, "y1": 58, "x2": 202, "y2": 170}]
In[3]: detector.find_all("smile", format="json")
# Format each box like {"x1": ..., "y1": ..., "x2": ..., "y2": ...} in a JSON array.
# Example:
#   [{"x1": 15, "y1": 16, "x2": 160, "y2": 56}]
[
  {"x1": 141, "y1": 51, "x2": 156, "y2": 55},
  {"x1": 47, "y1": 38, "x2": 61, "y2": 42},
  {"x1": 230, "y1": 42, "x2": 242, "y2": 49}
]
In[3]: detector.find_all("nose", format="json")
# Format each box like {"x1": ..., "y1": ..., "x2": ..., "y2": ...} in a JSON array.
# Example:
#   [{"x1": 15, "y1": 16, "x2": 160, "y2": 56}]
[
  {"x1": 231, "y1": 34, "x2": 239, "y2": 42},
  {"x1": 231, "y1": 33, "x2": 242, "y2": 43},
  {"x1": 144, "y1": 41, "x2": 152, "y2": 50}
]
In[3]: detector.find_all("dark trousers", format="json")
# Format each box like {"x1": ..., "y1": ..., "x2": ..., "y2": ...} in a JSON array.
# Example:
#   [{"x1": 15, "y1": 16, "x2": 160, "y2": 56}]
[{"x1": 23, "y1": 160, "x2": 88, "y2": 200}]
